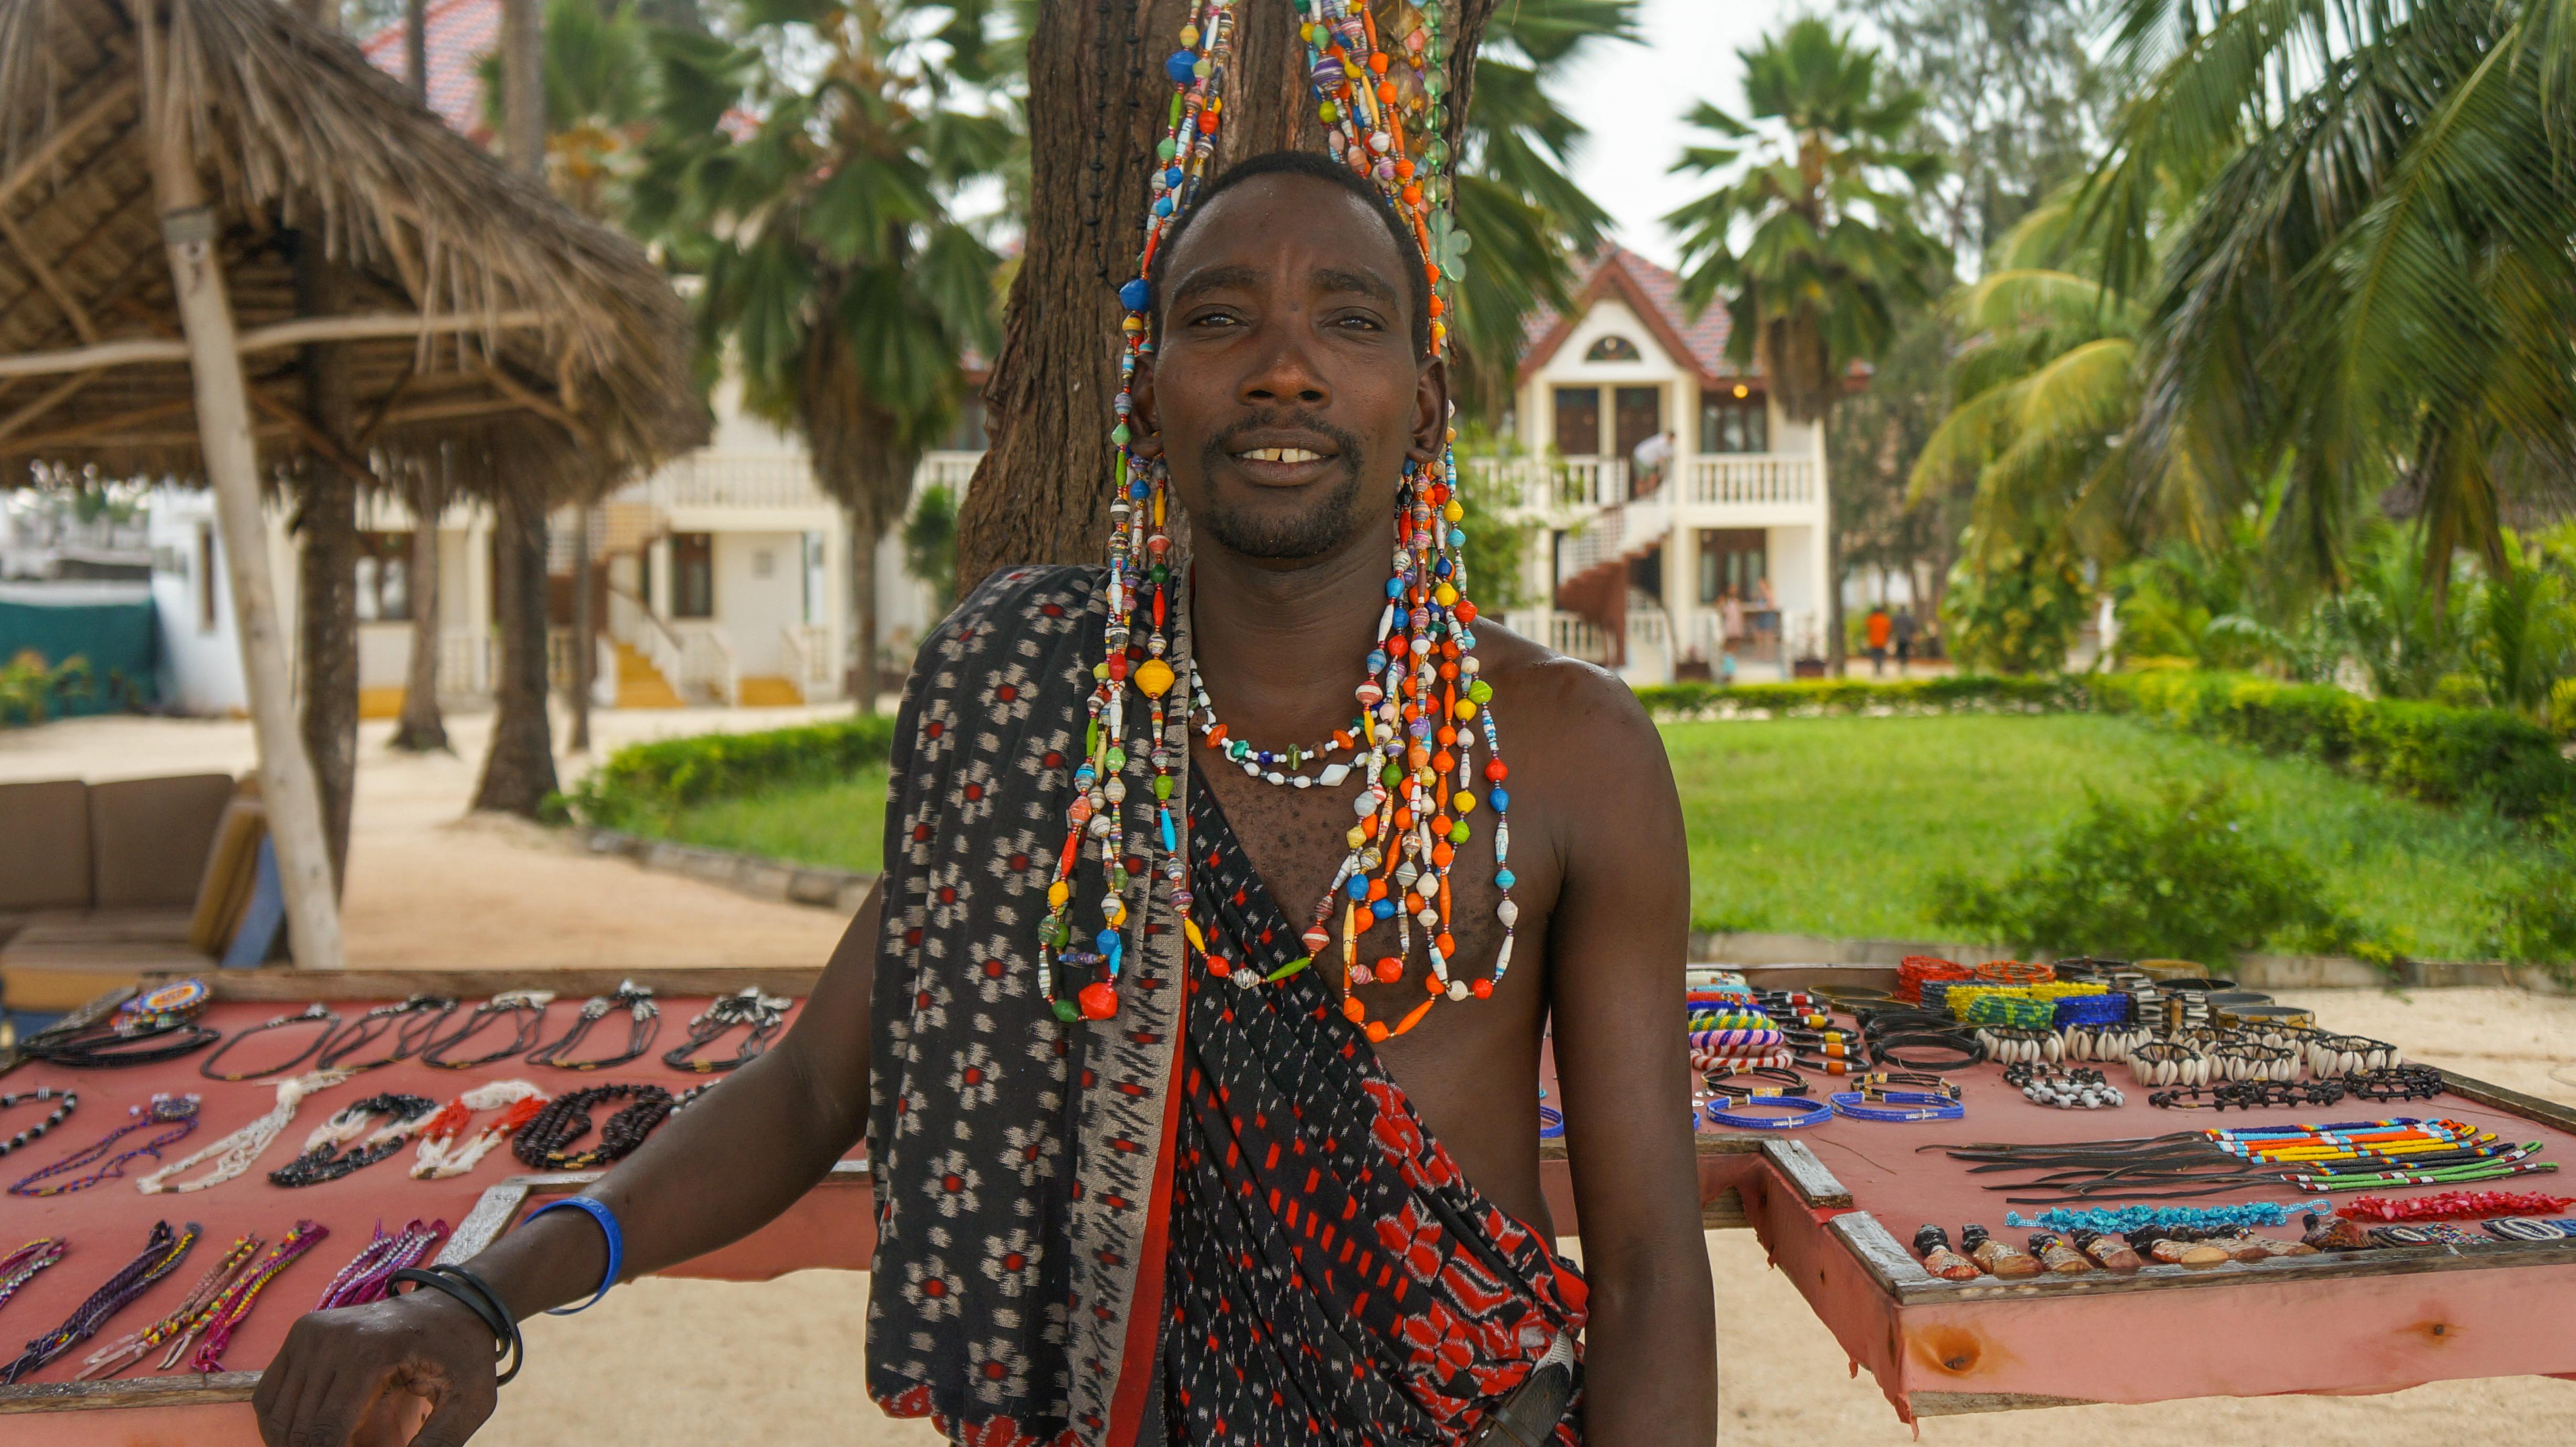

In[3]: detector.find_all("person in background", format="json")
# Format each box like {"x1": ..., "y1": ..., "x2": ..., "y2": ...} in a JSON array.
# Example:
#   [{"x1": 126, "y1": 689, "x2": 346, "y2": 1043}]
[
  {"x1": 1864, "y1": 602, "x2": 1893, "y2": 677},
  {"x1": 1718, "y1": 648, "x2": 1738, "y2": 686},
  {"x1": 1631, "y1": 428, "x2": 1675, "y2": 496},
  {"x1": 1893, "y1": 606, "x2": 1918, "y2": 675}
]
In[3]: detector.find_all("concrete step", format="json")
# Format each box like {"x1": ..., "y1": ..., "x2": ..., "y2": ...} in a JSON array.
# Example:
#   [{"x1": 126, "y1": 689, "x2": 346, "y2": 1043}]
[{"x1": 737, "y1": 675, "x2": 803, "y2": 708}]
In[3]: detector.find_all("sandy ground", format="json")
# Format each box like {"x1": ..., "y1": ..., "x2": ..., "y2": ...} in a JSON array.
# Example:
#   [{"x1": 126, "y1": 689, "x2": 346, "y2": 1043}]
[{"x1": 6, "y1": 713, "x2": 2575, "y2": 1443}]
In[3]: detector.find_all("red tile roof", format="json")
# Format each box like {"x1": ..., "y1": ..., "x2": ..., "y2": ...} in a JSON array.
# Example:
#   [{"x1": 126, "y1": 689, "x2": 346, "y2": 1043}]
[
  {"x1": 359, "y1": 0, "x2": 500, "y2": 143},
  {"x1": 1518, "y1": 246, "x2": 1745, "y2": 386}
]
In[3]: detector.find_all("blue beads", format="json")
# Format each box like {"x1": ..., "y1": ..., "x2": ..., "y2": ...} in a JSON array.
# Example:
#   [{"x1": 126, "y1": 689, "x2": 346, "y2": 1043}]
[
  {"x1": 1447, "y1": 527, "x2": 1466, "y2": 548},
  {"x1": 1366, "y1": 650, "x2": 1388, "y2": 673},
  {"x1": 1129, "y1": 479, "x2": 1149, "y2": 499},
  {"x1": 1346, "y1": 874, "x2": 1370, "y2": 901},
  {"x1": 1119, "y1": 276, "x2": 1151, "y2": 311},
  {"x1": 1371, "y1": 899, "x2": 1396, "y2": 920},
  {"x1": 1495, "y1": 869, "x2": 1516, "y2": 889},
  {"x1": 1153, "y1": 196, "x2": 1174, "y2": 218},
  {"x1": 1385, "y1": 578, "x2": 1404, "y2": 598},
  {"x1": 1165, "y1": 166, "x2": 1184, "y2": 189},
  {"x1": 1165, "y1": 48, "x2": 1199, "y2": 83},
  {"x1": 1433, "y1": 557, "x2": 1452, "y2": 577},
  {"x1": 1489, "y1": 787, "x2": 1510, "y2": 812},
  {"x1": 1094, "y1": 927, "x2": 1121, "y2": 954}
]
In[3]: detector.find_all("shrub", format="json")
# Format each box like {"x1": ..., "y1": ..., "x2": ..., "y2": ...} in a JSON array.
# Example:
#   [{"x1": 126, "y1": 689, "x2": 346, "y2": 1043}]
[
  {"x1": 564, "y1": 712, "x2": 898, "y2": 829},
  {"x1": 1633, "y1": 674, "x2": 2080, "y2": 718},
  {"x1": 1928, "y1": 780, "x2": 2373, "y2": 964},
  {"x1": 2483, "y1": 846, "x2": 2576, "y2": 978},
  {"x1": 0, "y1": 650, "x2": 90, "y2": 726},
  {"x1": 2086, "y1": 670, "x2": 2576, "y2": 826}
]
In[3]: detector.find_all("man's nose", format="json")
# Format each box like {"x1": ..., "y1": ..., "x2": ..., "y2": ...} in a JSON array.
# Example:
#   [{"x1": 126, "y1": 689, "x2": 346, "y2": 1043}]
[{"x1": 1239, "y1": 319, "x2": 1330, "y2": 407}]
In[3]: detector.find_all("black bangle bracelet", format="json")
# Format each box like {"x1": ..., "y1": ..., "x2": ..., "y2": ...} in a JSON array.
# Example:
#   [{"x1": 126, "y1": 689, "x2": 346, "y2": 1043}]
[
  {"x1": 1867, "y1": 1032, "x2": 1986, "y2": 1071},
  {"x1": 390, "y1": 1266, "x2": 524, "y2": 1386}
]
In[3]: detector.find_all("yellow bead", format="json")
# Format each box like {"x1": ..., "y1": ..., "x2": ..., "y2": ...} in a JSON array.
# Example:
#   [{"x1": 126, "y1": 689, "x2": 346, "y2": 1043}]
[
  {"x1": 1048, "y1": 881, "x2": 1070, "y2": 909},
  {"x1": 1135, "y1": 657, "x2": 1175, "y2": 698},
  {"x1": 1444, "y1": 501, "x2": 1464, "y2": 522},
  {"x1": 1434, "y1": 583, "x2": 1457, "y2": 607},
  {"x1": 1347, "y1": 825, "x2": 1367, "y2": 848},
  {"x1": 1455, "y1": 699, "x2": 1477, "y2": 721},
  {"x1": 1453, "y1": 790, "x2": 1475, "y2": 814}
]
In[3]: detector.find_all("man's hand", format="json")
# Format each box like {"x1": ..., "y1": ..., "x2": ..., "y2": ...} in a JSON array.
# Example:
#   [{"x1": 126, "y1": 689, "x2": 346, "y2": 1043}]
[{"x1": 252, "y1": 1289, "x2": 498, "y2": 1447}]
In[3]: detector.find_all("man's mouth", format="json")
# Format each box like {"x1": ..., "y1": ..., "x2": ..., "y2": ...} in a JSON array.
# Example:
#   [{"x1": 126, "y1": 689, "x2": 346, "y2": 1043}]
[{"x1": 1233, "y1": 447, "x2": 1330, "y2": 463}]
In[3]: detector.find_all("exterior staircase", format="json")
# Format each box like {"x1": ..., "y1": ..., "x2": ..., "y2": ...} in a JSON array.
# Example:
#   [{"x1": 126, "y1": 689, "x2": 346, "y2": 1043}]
[
  {"x1": 612, "y1": 640, "x2": 685, "y2": 709},
  {"x1": 736, "y1": 675, "x2": 803, "y2": 708}
]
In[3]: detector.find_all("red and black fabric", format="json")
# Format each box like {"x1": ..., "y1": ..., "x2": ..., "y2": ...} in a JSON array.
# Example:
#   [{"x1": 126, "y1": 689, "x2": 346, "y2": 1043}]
[{"x1": 1162, "y1": 783, "x2": 1590, "y2": 1444}]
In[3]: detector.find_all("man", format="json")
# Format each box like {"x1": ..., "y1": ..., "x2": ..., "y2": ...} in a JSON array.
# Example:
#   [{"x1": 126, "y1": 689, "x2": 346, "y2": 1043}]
[
  {"x1": 1893, "y1": 605, "x2": 1918, "y2": 675},
  {"x1": 254, "y1": 153, "x2": 1713, "y2": 1447},
  {"x1": 1864, "y1": 603, "x2": 1892, "y2": 677},
  {"x1": 1630, "y1": 427, "x2": 1675, "y2": 496}
]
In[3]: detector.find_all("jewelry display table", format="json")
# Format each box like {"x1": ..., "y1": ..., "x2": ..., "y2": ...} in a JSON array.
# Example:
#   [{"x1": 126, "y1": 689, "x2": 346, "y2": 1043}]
[{"x1": 6, "y1": 963, "x2": 2574, "y2": 1441}]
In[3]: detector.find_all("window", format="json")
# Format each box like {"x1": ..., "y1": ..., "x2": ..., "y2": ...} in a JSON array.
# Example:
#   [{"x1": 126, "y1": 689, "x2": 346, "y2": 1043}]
[
  {"x1": 1552, "y1": 387, "x2": 1600, "y2": 457},
  {"x1": 1583, "y1": 334, "x2": 1641, "y2": 362},
  {"x1": 1698, "y1": 529, "x2": 1767, "y2": 607},
  {"x1": 196, "y1": 522, "x2": 218, "y2": 632},
  {"x1": 354, "y1": 532, "x2": 412, "y2": 622},
  {"x1": 1700, "y1": 392, "x2": 1768, "y2": 453},
  {"x1": 672, "y1": 532, "x2": 715, "y2": 619}
]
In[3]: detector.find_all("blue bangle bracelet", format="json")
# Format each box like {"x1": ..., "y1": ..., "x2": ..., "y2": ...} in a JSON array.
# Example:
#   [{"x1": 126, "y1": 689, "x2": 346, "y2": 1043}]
[
  {"x1": 1705, "y1": 1096, "x2": 1832, "y2": 1130},
  {"x1": 1829, "y1": 1091, "x2": 1965, "y2": 1123},
  {"x1": 525, "y1": 1196, "x2": 623, "y2": 1314},
  {"x1": 1538, "y1": 1105, "x2": 1565, "y2": 1140}
]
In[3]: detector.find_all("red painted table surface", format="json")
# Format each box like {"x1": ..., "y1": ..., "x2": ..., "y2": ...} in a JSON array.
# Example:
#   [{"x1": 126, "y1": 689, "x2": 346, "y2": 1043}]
[{"x1": 0, "y1": 995, "x2": 866, "y2": 1406}]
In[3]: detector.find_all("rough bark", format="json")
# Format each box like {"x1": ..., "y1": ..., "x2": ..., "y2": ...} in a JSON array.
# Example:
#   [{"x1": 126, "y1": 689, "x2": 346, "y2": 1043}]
[
  {"x1": 391, "y1": 458, "x2": 449, "y2": 752},
  {"x1": 570, "y1": 508, "x2": 594, "y2": 751},
  {"x1": 472, "y1": 487, "x2": 561, "y2": 814},
  {"x1": 849, "y1": 502, "x2": 879, "y2": 707},
  {"x1": 956, "y1": 0, "x2": 1498, "y2": 591},
  {"x1": 294, "y1": 235, "x2": 360, "y2": 889}
]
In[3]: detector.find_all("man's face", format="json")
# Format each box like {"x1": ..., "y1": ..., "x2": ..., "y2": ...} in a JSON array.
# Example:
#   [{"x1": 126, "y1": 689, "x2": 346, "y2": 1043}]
[{"x1": 1132, "y1": 174, "x2": 1444, "y2": 566}]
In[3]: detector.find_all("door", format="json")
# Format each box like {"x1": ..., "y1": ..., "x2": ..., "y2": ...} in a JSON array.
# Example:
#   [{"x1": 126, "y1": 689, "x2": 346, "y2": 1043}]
[
  {"x1": 671, "y1": 532, "x2": 715, "y2": 619},
  {"x1": 1552, "y1": 387, "x2": 1601, "y2": 457},
  {"x1": 1613, "y1": 385, "x2": 1662, "y2": 474}
]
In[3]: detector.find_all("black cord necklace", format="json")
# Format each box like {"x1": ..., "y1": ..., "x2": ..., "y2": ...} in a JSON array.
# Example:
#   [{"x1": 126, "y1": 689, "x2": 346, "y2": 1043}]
[
  {"x1": 29, "y1": 1018, "x2": 220, "y2": 1069},
  {"x1": 511, "y1": 1083, "x2": 675, "y2": 1170},
  {"x1": 422, "y1": 991, "x2": 556, "y2": 1070},
  {"x1": 661, "y1": 988, "x2": 789, "y2": 1074},
  {"x1": 0, "y1": 1089, "x2": 77, "y2": 1158},
  {"x1": 267, "y1": 1093, "x2": 439, "y2": 1187},
  {"x1": 199, "y1": 1004, "x2": 340, "y2": 1082},
  {"x1": 317, "y1": 996, "x2": 456, "y2": 1071},
  {"x1": 528, "y1": 981, "x2": 659, "y2": 1071}
]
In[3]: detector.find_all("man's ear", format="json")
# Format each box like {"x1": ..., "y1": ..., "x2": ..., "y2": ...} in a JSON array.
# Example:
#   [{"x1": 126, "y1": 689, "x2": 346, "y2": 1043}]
[
  {"x1": 1129, "y1": 352, "x2": 1165, "y2": 463},
  {"x1": 1407, "y1": 353, "x2": 1451, "y2": 466}
]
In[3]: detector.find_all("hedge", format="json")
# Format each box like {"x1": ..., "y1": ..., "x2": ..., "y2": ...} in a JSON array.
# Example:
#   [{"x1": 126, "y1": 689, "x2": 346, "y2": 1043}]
[
  {"x1": 1633, "y1": 674, "x2": 2084, "y2": 718},
  {"x1": 2085, "y1": 671, "x2": 2576, "y2": 826},
  {"x1": 563, "y1": 713, "x2": 897, "y2": 829}
]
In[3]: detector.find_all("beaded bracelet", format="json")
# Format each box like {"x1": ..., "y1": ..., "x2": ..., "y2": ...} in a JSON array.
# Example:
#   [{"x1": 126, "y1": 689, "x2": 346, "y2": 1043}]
[
  {"x1": 0, "y1": 1088, "x2": 77, "y2": 1157},
  {"x1": 2481, "y1": 1217, "x2": 2576, "y2": 1242},
  {"x1": 1706, "y1": 1096, "x2": 1832, "y2": 1130},
  {"x1": 1830, "y1": 1090, "x2": 1964, "y2": 1123},
  {"x1": 1537, "y1": 1105, "x2": 1564, "y2": 1141}
]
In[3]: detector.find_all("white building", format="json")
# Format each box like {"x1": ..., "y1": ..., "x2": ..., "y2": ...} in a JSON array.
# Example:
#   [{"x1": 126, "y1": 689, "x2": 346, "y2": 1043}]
[{"x1": 1478, "y1": 248, "x2": 1831, "y2": 684}]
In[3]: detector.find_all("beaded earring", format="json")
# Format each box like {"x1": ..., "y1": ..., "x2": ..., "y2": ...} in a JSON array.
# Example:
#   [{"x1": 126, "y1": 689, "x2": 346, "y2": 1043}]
[{"x1": 1038, "y1": 1, "x2": 1514, "y2": 1046}]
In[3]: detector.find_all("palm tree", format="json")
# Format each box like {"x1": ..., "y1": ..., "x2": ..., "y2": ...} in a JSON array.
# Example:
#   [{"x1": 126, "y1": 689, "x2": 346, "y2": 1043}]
[
  {"x1": 2081, "y1": 0, "x2": 2576, "y2": 599},
  {"x1": 1665, "y1": 17, "x2": 1944, "y2": 670},
  {"x1": 634, "y1": 0, "x2": 1007, "y2": 706},
  {"x1": 1443, "y1": 0, "x2": 1639, "y2": 418}
]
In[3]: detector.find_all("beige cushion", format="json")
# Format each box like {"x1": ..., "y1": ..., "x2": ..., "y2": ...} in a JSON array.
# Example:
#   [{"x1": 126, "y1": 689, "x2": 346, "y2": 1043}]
[
  {"x1": 187, "y1": 797, "x2": 268, "y2": 955},
  {"x1": 0, "y1": 779, "x2": 93, "y2": 912},
  {"x1": 89, "y1": 773, "x2": 237, "y2": 910},
  {"x1": 0, "y1": 910, "x2": 207, "y2": 1012}
]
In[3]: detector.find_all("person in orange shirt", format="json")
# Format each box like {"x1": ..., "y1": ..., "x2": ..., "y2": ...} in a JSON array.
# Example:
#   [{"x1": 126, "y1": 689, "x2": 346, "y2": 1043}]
[{"x1": 1865, "y1": 603, "x2": 1893, "y2": 676}]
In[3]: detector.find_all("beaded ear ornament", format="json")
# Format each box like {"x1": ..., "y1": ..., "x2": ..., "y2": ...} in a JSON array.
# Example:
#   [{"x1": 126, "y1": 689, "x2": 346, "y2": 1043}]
[{"x1": 1034, "y1": 0, "x2": 1510, "y2": 1045}]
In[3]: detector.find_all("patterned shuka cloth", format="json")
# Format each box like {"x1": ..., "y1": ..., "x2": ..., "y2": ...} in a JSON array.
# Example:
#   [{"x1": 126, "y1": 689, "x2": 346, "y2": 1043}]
[{"x1": 867, "y1": 565, "x2": 1585, "y2": 1447}]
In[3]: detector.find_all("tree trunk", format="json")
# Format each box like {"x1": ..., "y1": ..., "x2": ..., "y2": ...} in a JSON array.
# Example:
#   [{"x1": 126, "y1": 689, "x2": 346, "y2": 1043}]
[
  {"x1": 473, "y1": 487, "x2": 561, "y2": 814},
  {"x1": 957, "y1": 0, "x2": 1498, "y2": 590},
  {"x1": 391, "y1": 458, "x2": 449, "y2": 752},
  {"x1": 570, "y1": 507, "x2": 594, "y2": 751},
  {"x1": 403, "y1": 0, "x2": 426, "y2": 99},
  {"x1": 502, "y1": 0, "x2": 546, "y2": 178},
  {"x1": 1826, "y1": 511, "x2": 1847, "y2": 678},
  {"x1": 848, "y1": 502, "x2": 879, "y2": 709},
  {"x1": 294, "y1": 232, "x2": 360, "y2": 889}
]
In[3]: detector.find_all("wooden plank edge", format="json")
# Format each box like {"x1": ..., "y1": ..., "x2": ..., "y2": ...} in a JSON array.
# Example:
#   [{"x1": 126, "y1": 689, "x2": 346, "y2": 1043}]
[
  {"x1": 2439, "y1": 1067, "x2": 2576, "y2": 1135},
  {"x1": 1539, "y1": 1133, "x2": 1766, "y2": 1163},
  {"x1": 1877, "y1": 1233, "x2": 2576, "y2": 1305},
  {"x1": 1701, "y1": 1188, "x2": 1747, "y2": 1230},
  {"x1": 1762, "y1": 1138, "x2": 1853, "y2": 1210},
  {"x1": 0, "y1": 1370, "x2": 259, "y2": 1414},
  {"x1": 1910, "y1": 1390, "x2": 2100, "y2": 1417}
]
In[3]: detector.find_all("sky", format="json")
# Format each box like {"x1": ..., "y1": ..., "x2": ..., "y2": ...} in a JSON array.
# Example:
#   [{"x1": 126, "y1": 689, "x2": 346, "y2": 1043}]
[{"x1": 1550, "y1": 0, "x2": 1802, "y2": 268}]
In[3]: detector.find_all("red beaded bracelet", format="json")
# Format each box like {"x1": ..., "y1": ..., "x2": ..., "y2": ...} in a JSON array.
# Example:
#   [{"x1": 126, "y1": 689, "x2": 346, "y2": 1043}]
[{"x1": 2341, "y1": 1190, "x2": 2576, "y2": 1223}]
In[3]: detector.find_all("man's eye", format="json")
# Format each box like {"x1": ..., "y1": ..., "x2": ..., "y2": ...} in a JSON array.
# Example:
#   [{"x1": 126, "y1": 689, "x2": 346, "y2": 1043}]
[
  {"x1": 1190, "y1": 311, "x2": 1241, "y2": 328},
  {"x1": 1333, "y1": 314, "x2": 1383, "y2": 331}
]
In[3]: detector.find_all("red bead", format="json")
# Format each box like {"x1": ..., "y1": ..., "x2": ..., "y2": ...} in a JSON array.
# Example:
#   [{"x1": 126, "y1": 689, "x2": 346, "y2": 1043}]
[
  {"x1": 1456, "y1": 601, "x2": 1478, "y2": 624},
  {"x1": 1078, "y1": 982, "x2": 1119, "y2": 1020},
  {"x1": 1485, "y1": 760, "x2": 1508, "y2": 781},
  {"x1": 1374, "y1": 957, "x2": 1405, "y2": 984},
  {"x1": 1471, "y1": 979, "x2": 1494, "y2": 999}
]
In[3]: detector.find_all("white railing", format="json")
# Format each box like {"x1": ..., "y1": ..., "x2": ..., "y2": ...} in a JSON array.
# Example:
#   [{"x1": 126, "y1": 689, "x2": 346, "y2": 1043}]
[
  {"x1": 1627, "y1": 606, "x2": 1669, "y2": 650},
  {"x1": 1557, "y1": 484, "x2": 1674, "y2": 580},
  {"x1": 680, "y1": 624, "x2": 739, "y2": 706},
  {"x1": 1462, "y1": 456, "x2": 1628, "y2": 514},
  {"x1": 1545, "y1": 610, "x2": 1612, "y2": 664},
  {"x1": 916, "y1": 450, "x2": 981, "y2": 495},
  {"x1": 782, "y1": 622, "x2": 839, "y2": 700},
  {"x1": 646, "y1": 452, "x2": 823, "y2": 511},
  {"x1": 437, "y1": 630, "x2": 492, "y2": 695},
  {"x1": 1687, "y1": 455, "x2": 1817, "y2": 506}
]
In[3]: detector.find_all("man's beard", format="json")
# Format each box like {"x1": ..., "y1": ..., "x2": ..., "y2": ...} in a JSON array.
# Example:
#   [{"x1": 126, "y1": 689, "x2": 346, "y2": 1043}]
[{"x1": 1195, "y1": 420, "x2": 1370, "y2": 561}]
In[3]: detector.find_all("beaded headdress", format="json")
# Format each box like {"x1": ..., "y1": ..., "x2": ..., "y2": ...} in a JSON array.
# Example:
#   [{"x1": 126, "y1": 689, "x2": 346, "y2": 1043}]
[{"x1": 1036, "y1": 0, "x2": 1515, "y2": 1045}]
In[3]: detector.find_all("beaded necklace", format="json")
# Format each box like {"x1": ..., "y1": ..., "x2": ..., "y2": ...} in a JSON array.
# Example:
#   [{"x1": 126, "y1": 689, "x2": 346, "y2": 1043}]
[
  {"x1": 75, "y1": 1232, "x2": 261, "y2": 1380},
  {"x1": 137, "y1": 1067, "x2": 357, "y2": 1194},
  {"x1": 267, "y1": 1094, "x2": 438, "y2": 1187},
  {"x1": 313, "y1": 1218, "x2": 449, "y2": 1312},
  {"x1": 9, "y1": 1092, "x2": 200, "y2": 1197},
  {"x1": 411, "y1": 1079, "x2": 549, "y2": 1179},
  {"x1": 190, "y1": 1220, "x2": 329, "y2": 1374},
  {"x1": 0, "y1": 1219, "x2": 199, "y2": 1384},
  {"x1": 1041, "y1": 0, "x2": 1506, "y2": 1046},
  {"x1": 0, "y1": 1087, "x2": 77, "y2": 1157},
  {"x1": 0, "y1": 1237, "x2": 65, "y2": 1313}
]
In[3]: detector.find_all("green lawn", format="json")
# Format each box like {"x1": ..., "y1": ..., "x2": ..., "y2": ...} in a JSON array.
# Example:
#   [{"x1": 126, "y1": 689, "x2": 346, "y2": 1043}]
[
  {"x1": 637, "y1": 715, "x2": 2532, "y2": 959},
  {"x1": 1665, "y1": 712, "x2": 2525, "y2": 956},
  {"x1": 654, "y1": 766, "x2": 890, "y2": 875}
]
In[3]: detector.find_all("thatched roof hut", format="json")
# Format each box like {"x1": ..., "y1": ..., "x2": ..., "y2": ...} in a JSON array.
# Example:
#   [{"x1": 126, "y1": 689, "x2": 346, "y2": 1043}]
[{"x1": 0, "y1": 0, "x2": 706, "y2": 492}]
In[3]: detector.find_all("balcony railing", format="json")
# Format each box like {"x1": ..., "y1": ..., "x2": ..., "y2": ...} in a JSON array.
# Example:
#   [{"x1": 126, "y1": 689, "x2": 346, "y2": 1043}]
[
  {"x1": 1557, "y1": 484, "x2": 1674, "y2": 580},
  {"x1": 640, "y1": 450, "x2": 988, "y2": 512},
  {"x1": 1686, "y1": 455, "x2": 1817, "y2": 505}
]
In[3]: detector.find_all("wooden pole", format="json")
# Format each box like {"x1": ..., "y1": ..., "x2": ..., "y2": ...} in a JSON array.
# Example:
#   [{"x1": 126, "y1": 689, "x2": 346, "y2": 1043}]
[{"x1": 138, "y1": 5, "x2": 347, "y2": 969}]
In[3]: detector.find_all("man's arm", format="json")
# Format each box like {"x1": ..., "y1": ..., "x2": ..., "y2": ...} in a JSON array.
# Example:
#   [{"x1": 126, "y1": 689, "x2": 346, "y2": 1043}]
[
  {"x1": 251, "y1": 884, "x2": 885, "y2": 1447},
  {"x1": 1538, "y1": 668, "x2": 1716, "y2": 1445}
]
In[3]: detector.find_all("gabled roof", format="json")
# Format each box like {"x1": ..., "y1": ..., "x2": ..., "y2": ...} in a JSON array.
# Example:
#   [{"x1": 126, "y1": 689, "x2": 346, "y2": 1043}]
[
  {"x1": 358, "y1": 0, "x2": 499, "y2": 142},
  {"x1": 1517, "y1": 247, "x2": 1746, "y2": 389}
]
